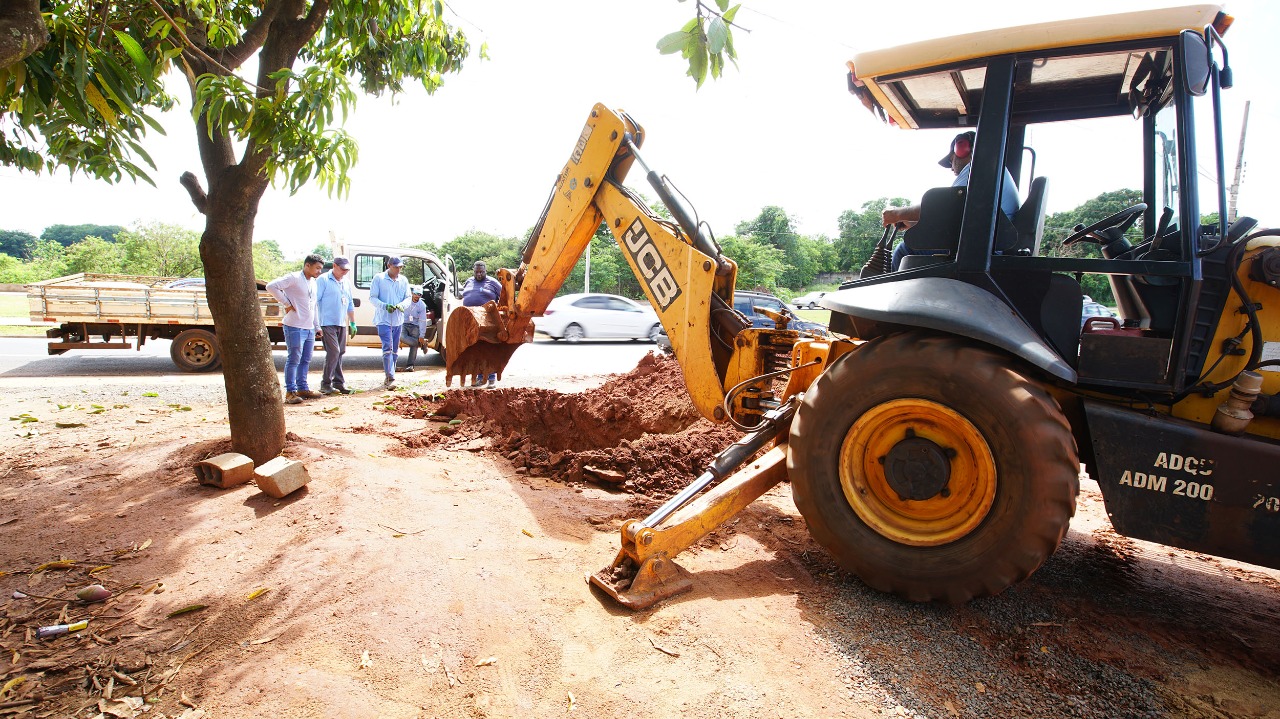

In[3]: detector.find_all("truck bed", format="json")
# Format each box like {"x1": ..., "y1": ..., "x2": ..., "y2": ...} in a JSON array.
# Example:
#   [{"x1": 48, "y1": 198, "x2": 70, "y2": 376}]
[{"x1": 26, "y1": 273, "x2": 281, "y2": 326}]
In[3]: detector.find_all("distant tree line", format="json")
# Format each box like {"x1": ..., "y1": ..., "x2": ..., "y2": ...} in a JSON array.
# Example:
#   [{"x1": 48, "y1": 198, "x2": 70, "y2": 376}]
[{"x1": 0, "y1": 222, "x2": 296, "y2": 285}]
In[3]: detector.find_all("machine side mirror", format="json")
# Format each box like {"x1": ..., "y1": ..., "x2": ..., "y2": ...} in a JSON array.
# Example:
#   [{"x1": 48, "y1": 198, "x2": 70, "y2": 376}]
[{"x1": 1179, "y1": 30, "x2": 1211, "y2": 97}]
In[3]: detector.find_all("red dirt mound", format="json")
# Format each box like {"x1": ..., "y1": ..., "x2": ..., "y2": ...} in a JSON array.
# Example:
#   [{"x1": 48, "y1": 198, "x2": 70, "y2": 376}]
[{"x1": 384, "y1": 353, "x2": 743, "y2": 497}]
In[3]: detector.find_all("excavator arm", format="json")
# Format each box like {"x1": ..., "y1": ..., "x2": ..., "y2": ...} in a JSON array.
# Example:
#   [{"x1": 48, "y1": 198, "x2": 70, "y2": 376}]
[
  {"x1": 444, "y1": 104, "x2": 839, "y2": 609},
  {"x1": 445, "y1": 104, "x2": 797, "y2": 425}
]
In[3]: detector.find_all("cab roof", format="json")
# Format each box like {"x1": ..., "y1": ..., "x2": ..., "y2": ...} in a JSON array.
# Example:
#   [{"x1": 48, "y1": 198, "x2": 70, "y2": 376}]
[{"x1": 849, "y1": 4, "x2": 1225, "y2": 129}]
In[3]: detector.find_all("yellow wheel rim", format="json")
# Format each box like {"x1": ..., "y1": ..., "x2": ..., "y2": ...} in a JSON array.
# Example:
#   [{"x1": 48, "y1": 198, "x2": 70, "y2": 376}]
[{"x1": 839, "y1": 398, "x2": 996, "y2": 546}]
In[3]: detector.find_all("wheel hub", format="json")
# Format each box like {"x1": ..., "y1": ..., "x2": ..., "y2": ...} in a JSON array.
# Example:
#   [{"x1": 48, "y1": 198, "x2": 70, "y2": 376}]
[
  {"x1": 838, "y1": 398, "x2": 997, "y2": 546},
  {"x1": 882, "y1": 429, "x2": 954, "y2": 501}
]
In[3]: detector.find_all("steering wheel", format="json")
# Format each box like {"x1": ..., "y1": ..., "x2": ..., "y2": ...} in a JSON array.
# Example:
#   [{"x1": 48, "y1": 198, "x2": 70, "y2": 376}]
[{"x1": 1062, "y1": 204, "x2": 1147, "y2": 246}]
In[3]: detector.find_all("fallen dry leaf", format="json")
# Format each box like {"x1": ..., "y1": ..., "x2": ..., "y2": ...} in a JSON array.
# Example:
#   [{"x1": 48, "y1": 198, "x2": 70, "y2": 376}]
[
  {"x1": 166, "y1": 603, "x2": 208, "y2": 619},
  {"x1": 245, "y1": 587, "x2": 271, "y2": 601},
  {"x1": 475, "y1": 656, "x2": 498, "y2": 667},
  {"x1": 521, "y1": 529, "x2": 533, "y2": 538},
  {"x1": 975, "y1": 681, "x2": 986, "y2": 693},
  {"x1": 359, "y1": 650, "x2": 373, "y2": 669},
  {"x1": 33, "y1": 559, "x2": 76, "y2": 572},
  {"x1": 137, "y1": 538, "x2": 152, "y2": 552},
  {"x1": 248, "y1": 634, "x2": 280, "y2": 645},
  {"x1": 567, "y1": 691, "x2": 576, "y2": 712},
  {"x1": 180, "y1": 692, "x2": 197, "y2": 709}
]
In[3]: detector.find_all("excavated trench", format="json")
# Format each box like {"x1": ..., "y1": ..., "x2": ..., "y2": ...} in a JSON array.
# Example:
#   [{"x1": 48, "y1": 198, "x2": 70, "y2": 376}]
[{"x1": 384, "y1": 353, "x2": 745, "y2": 498}]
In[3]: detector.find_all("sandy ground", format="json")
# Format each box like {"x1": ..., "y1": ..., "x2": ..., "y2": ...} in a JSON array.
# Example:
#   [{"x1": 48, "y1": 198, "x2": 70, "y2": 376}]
[{"x1": 1, "y1": 355, "x2": 1278, "y2": 719}]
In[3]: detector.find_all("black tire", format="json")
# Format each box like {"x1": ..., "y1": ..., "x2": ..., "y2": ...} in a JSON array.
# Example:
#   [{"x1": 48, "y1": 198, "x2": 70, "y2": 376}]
[
  {"x1": 170, "y1": 329, "x2": 222, "y2": 372},
  {"x1": 647, "y1": 324, "x2": 662, "y2": 343},
  {"x1": 564, "y1": 323, "x2": 585, "y2": 343},
  {"x1": 788, "y1": 332, "x2": 1078, "y2": 603}
]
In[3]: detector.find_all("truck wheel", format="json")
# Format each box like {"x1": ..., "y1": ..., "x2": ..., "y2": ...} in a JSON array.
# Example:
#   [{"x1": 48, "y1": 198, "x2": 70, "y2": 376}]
[
  {"x1": 788, "y1": 332, "x2": 1077, "y2": 603},
  {"x1": 170, "y1": 329, "x2": 222, "y2": 372}
]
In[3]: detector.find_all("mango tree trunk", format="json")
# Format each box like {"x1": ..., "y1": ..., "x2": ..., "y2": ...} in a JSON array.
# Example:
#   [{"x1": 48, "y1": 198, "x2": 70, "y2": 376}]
[{"x1": 198, "y1": 166, "x2": 285, "y2": 465}]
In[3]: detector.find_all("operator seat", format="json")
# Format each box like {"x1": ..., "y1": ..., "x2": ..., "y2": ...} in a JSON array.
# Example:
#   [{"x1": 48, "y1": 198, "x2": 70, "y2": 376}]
[{"x1": 898, "y1": 176, "x2": 1049, "y2": 270}]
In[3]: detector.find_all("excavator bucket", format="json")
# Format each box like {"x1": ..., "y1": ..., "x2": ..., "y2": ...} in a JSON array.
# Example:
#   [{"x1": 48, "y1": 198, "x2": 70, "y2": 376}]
[{"x1": 443, "y1": 304, "x2": 532, "y2": 386}]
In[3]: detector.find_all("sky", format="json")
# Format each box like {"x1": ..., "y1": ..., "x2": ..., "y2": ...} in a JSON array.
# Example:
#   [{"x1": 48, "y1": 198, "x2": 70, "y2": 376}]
[{"x1": 1, "y1": 0, "x2": 1276, "y2": 258}]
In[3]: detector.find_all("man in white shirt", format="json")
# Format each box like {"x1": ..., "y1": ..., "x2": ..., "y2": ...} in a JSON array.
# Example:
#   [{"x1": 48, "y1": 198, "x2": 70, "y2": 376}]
[{"x1": 266, "y1": 254, "x2": 324, "y2": 404}]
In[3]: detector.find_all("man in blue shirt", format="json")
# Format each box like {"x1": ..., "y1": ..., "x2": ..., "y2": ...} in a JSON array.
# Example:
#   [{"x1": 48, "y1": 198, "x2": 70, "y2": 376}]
[
  {"x1": 370, "y1": 256, "x2": 411, "y2": 389},
  {"x1": 316, "y1": 255, "x2": 357, "y2": 395},
  {"x1": 883, "y1": 131, "x2": 1022, "y2": 270},
  {"x1": 461, "y1": 261, "x2": 503, "y2": 388},
  {"x1": 400, "y1": 286, "x2": 428, "y2": 372}
]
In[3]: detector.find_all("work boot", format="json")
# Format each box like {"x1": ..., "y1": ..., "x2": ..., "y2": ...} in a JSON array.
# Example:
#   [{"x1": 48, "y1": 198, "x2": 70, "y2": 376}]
[
  {"x1": 486, "y1": 379, "x2": 496, "y2": 389},
  {"x1": 471, "y1": 376, "x2": 484, "y2": 387},
  {"x1": 296, "y1": 389, "x2": 323, "y2": 399},
  {"x1": 382, "y1": 377, "x2": 396, "y2": 391},
  {"x1": 402, "y1": 365, "x2": 415, "y2": 372},
  {"x1": 284, "y1": 392, "x2": 303, "y2": 405},
  {"x1": 319, "y1": 386, "x2": 337, "y2": 396},
  {"x1": 336, "y1": 386, "x2": 355, "y2": 395}
]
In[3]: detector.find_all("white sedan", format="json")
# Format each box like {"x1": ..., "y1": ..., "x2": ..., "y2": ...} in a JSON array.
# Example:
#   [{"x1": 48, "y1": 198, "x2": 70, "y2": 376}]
[
  {"x1": 534, "y1": 293, "x2": 662, "y2": 343},
  {"x1": 792, "y1": 290, "x2": 827, "y2": 309}
]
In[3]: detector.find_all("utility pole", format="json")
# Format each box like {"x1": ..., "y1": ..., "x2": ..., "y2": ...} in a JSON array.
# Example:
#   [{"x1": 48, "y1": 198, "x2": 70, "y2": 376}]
[
  {"x1": 1228, "y1": 100, "x2": 1250, "y2": 224},
  {"x1": 584, "y1": 242, "x2": 591, "y2": 293}
]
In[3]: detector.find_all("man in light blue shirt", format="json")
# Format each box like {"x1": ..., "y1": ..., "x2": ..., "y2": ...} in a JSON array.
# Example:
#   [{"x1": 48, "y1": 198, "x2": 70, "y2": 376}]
[
  {"x1": 316, "y1": 255, "x2": 357, "y2": 395},
  {"x1": 400, "y1": 286, "x2": 428, "y2": 372},
  {"x1": 370, "y1": 256, "x2": 411, "y2": 389}
]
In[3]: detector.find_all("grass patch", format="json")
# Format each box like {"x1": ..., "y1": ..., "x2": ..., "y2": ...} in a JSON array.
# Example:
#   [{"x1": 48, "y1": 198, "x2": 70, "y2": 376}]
[
  {"x1": 0, "y1": 325, "x2": 49, "y2": 336},
  {"x1": 795, "y1": 309, "x2": 830, "y2": 325},
  {"x1": 0, "y1": 293, "x2": 28, "y2": 319}
]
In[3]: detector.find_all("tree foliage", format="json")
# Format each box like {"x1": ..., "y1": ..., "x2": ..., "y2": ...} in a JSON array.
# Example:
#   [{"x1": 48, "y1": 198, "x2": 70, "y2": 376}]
[
  {"x1": 734, "y1": 206, "x2": 826, "y2": 290},
  {"x1": 719, "y1": 234, "x2": 785, "y2": 291},
  {"x1": 42, "y1": 223, "x2": 126, "y2": 246},
  {"x1": 435, "y1": 230, "x2": 522, "y2": 275},
  {"x1": 657, "y1": 0, "x2": 741, "y2": 88},
  {"x1": 0, "y1": 229, "x2": 37, "y2": 259},
  {"x1": 835, "y1": 198, "x2": 909, "y2": 273}
]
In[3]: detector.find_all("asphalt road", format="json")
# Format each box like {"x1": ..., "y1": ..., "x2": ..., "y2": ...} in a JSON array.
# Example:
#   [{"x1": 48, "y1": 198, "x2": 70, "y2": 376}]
[{"x1": 0, "y1": 335, "x2": 658, "y2": 384}]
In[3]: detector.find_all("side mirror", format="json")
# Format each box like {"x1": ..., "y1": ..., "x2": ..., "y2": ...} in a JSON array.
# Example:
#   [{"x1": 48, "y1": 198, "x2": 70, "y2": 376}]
[{"x1": 1179, "y1": 30, "x2": 1211, "y2": 97}]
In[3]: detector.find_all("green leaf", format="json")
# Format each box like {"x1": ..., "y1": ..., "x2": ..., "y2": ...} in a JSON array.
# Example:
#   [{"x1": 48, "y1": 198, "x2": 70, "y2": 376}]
[
  {"x1": 142, "y1": 392, "x2": 159, "y2": 397},
  {"x1": 715, "y1": 0, "x2": 731, "y2": 10},
  {"x1": 113, "y1": 30, "x2": 154, "y2": 77},
  {"x1": 723, "y1": 5, "x2": 742, "y2": 24},
  {"x1": 656, "y1": 31, "x2": 690, "y2": 56},
  {"x1": 688, "y1": 36, "x2": 709, "y2": 88},
  {"x1": 708, "y1": 18, "x2": 728, "y2": 55}
]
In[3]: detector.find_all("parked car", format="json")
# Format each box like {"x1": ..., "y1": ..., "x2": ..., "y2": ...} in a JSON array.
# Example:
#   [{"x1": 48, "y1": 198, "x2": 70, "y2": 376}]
[
  {"x1": 733, "y1": 290, "x2": 829, "y2": 334},
  {"x1": 534, "y1": 293, "x2": 662, "y2": 343},
  {"x1": 792, "y1": 290, "x2": 827, "y2": 309},
  {"x1": 1081, "y1": 294, "x2": 1117, "y2": 330}
]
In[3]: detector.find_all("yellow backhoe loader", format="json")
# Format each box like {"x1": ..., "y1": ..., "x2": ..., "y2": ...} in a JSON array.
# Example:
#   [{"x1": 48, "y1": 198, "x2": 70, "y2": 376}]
[{"x1": 446, "y1": 4, "x2": 1280, "y2": 609}]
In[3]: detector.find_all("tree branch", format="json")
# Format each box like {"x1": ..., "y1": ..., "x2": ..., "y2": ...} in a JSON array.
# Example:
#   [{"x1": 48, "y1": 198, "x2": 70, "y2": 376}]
[
  {"x1": 0, "y1": 0, "x2": 47, "y2": 68},
  {"x1": 220, "y1": 0, "x2": 285, "y2": 69},
  {"x1": 144, "y1": 0, "x2": 269, "y2": 91},
  {"x1": 180, "y1": 171, "x2": 208, "y2": 214}
]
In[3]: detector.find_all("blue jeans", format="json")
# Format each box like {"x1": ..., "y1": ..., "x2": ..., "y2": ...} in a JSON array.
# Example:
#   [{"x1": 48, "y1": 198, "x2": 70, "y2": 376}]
[
  {"x1": 377, "y1": 323, "x2": 402, "y2": 379},
  {"x1": 283, "y1": 325, "x2": 315, "y2": 393}
]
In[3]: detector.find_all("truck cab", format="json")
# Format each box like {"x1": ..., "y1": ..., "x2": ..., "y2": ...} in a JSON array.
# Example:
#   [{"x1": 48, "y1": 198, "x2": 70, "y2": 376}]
[{"x1": 339, "y1": 243, "x2": 462, "y2": 359}]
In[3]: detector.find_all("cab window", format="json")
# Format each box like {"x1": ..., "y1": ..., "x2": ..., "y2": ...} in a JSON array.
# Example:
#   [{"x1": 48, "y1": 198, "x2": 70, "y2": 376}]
[{"x1": 354, "y1": 254, "x2": 385, "y2": 289}]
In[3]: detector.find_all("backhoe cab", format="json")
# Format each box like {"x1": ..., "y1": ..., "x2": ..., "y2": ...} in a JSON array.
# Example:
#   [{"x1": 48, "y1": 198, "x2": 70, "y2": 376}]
[{"x1": 451, "y1": 4, "x2": 1280, "y2": 610}]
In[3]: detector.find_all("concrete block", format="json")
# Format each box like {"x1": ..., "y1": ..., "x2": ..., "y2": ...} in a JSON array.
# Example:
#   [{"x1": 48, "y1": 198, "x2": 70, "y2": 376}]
[
  {"x1": 254, "y1": 456, "x2": 311, "y2": 498},
  {"x1": 194, "y1": 452, "x2": 255, "y2": 489}
]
